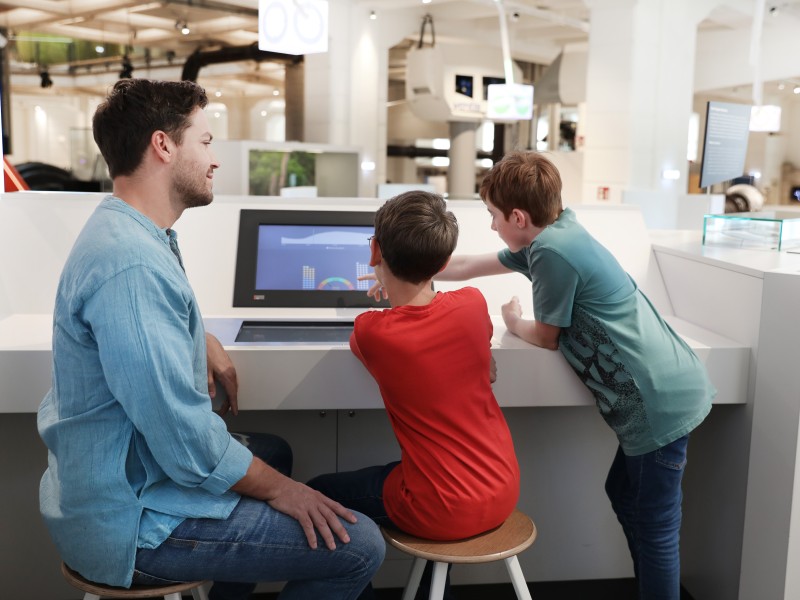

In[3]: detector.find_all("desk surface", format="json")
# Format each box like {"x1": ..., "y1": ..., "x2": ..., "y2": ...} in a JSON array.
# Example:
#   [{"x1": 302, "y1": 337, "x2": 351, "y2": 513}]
[{"x1": 0, "y1": 312, "x2": 747, "y2": 413}]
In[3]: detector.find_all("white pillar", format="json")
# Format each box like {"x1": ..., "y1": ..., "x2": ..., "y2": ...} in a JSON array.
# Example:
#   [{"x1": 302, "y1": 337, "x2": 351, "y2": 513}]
[
  {"x1": 448, "y1": 121, "x2": 478, "y2": 199},
  {"x1": 581, "y1": 0, "x2": 717, "y2": 203}
]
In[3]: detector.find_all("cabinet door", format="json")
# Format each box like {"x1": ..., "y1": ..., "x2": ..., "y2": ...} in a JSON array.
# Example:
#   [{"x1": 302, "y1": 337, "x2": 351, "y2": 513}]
[
  {"x1": 336, "y1": 408, "x2": 400, "y2": 471},
  {"x1": 225, "y1": 409, "x2": 337, "y2": 482}
]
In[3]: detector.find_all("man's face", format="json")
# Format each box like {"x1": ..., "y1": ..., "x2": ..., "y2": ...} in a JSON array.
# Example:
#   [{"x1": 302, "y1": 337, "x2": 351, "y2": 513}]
[{"x1": 172, "y1": 107, "x2": 219, "y2": 209}]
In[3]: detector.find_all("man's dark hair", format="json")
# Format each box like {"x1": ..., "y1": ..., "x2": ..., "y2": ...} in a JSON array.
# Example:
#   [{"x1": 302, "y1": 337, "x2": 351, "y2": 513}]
[
  {"x1": 92, "y1": 79, "x2": 209, "y2": 178},
  {"x1": 374, "y1": 191, "x2": 458, "y2": 284}
]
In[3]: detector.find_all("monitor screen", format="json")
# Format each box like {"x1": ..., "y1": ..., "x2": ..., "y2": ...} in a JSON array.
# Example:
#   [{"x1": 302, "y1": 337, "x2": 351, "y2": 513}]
[{"x1": 233, "y1": 209, "x2": 389, "y2": 308}]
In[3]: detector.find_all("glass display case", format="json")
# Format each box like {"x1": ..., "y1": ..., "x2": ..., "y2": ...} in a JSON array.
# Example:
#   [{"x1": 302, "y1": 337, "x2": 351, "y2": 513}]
[{"x1": 703, "y1": 211, "x2": 800, "y2": 251}]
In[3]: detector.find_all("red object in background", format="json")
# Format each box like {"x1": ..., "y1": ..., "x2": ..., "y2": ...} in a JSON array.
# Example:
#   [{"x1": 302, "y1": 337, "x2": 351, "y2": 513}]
[{"x1": 3, "y1": 157, "x2": 29, "y2": 192}]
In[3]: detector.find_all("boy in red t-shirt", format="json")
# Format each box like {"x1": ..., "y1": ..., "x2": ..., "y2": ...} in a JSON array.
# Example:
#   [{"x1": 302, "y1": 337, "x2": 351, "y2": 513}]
[{"x1": 308, "y1": 191, "x2": 520, "y2": 598}]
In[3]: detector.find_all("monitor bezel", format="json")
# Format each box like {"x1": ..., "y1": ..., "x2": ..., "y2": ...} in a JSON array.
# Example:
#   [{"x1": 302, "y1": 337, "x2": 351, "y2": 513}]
[{"x1": 233, "y1": 209, "x2": 388, "y2": 308}]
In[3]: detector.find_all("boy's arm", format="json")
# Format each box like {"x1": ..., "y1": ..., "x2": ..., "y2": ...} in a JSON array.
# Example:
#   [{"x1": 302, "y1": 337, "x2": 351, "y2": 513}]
[
  {"x1": 436, "y1": 253, "x2": 512, "y2": 281},
  {"x1": 501, "y1": 296, "x2": 561, "y2": 351}
]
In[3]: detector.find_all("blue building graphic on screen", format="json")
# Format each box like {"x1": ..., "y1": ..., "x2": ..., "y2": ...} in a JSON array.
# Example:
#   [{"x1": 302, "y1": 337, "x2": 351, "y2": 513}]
[{"x1": 256, "y1": 223, "x2": 374, "y2": 292}]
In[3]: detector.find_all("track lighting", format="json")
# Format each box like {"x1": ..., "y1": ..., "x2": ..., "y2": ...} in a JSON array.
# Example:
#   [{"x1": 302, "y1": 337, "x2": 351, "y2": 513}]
[
  {"x1": 40, "y1": 70, "x2": 53, "y2": 89},
  {"x1": 119, "y1": 55, "x2": 133, "y2": 79},
  {"x1": 175, "y1": 20, "x2": 190, "y2": 35}
]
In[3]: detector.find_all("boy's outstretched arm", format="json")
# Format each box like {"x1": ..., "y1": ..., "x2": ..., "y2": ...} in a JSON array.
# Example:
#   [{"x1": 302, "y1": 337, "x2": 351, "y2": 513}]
[
  {"x1": 436, "y1": 253, "x2": 512, "y2": 281},
  {"x1": 501, "y1": 296, "x2": 561, "y2": 351}
]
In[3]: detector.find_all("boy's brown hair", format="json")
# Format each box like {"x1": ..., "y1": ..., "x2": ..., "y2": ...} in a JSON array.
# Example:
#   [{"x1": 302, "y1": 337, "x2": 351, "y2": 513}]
[
  {"x1": 374, "y1": 190, "x2": 458, "y2": 284},
  {"x1": 479, "y1": 151, "x2": 563, "y2": 227}
]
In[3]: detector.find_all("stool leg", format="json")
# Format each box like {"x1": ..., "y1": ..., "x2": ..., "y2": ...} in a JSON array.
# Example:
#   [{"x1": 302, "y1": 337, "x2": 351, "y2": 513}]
[
  {"x1": 402, "y1": 557, "x2": 427, "y2": 600},
  {"x1": 82, "y1": 594, "x2": 101, "y2": 600},
  {"x1": 428, "y1": 562, "x2": 448, "y2": 600},
  {"x1": 504, "y1": 556, "x2": 532, "y2": 600},
  {"x1": 191, "y1": 583, "x2": 210, "y2": 600}
]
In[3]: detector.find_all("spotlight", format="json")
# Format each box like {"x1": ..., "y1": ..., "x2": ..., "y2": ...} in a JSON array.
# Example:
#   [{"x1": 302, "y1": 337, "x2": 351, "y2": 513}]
[
  {"x1": 175, "y1": 20, "x2": 190, "y2": 35},
  {"x1": 119, "y1": 55, "x2": 133, "y2": 79},
  {"x1": 40, "y1": 70, "x2": 53, "y2": 89},
  {"x1": 369, "y1": 10, "x2": 376, "y2": 20}
]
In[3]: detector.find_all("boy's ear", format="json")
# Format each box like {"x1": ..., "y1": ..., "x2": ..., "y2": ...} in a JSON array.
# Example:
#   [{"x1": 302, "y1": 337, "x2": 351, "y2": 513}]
[
  {"x1": 510, "y1": 208, "x2": 529, "y2": 229},
  {"x1": 369, "y1": 239, "x2": 382, "y2": 267}
]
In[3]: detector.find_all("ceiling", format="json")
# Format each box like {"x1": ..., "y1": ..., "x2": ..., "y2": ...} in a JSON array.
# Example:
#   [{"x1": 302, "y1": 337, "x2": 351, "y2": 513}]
[{"x1": 0, "y1": 0, "x2": 795, "y2": 101}]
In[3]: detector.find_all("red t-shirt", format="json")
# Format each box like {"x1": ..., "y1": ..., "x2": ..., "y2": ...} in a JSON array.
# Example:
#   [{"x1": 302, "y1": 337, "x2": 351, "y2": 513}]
[{"x1": 350, "y1": 287, "x2": 520, "y2": 540}]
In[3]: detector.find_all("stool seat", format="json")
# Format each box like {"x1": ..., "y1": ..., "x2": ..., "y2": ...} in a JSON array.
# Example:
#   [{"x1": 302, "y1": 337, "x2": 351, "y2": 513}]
[
  {"x1": 380, "y1": 508, "x2": 537, "y2": 600},
  {"x1": 61, "y1": 562, "x2": 210, "y2": 600}
]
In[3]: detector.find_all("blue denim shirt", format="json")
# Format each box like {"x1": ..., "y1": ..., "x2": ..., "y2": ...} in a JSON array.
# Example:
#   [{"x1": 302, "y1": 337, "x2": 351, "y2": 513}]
[{"x1": 38, "y1": 197, "x2": 252, "y2": 587}]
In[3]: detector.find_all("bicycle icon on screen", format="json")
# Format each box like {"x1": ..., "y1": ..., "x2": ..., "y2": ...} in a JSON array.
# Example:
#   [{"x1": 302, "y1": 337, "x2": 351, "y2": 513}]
[{"x1": 260, "y1": 0, "x2": 327, "y2": 53}]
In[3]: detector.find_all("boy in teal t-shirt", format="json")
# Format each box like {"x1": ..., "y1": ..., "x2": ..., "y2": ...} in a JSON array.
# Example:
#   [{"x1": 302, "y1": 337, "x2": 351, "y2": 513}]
[{"x1": 372, "y1": 151, "x2": 713, "y2": 599}]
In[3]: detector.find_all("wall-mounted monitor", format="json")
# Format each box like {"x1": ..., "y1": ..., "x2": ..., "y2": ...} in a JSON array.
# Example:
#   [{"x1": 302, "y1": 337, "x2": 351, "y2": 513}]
[
  {"x1": 233, "y1": 209, "x2": 389, "y2": 309},
  {"x1": 699, "y1": 101, "x2": 751, "y2": 189}
]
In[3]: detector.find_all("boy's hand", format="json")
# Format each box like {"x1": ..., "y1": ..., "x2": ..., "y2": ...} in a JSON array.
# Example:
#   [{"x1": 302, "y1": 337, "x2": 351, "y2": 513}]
[
  {"x1": 490, "y1": 355, "x2": 497, "y2": 383},
  {"x1": 357, "y1": 273, "x2": 388, "y2": 301},
  {"x1": 501, "y1": 296, "x2": 523, "y2": 329}
]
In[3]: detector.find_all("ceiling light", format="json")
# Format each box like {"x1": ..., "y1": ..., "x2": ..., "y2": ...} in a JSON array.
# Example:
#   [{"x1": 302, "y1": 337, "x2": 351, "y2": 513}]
[
  {"x1": 422, "y1": 0, "x2": 432, "y2": 4},
  {"x1": 272, "y1": 89, "x2": 280, "y2": 96},
  {"x1": 176, "y1": 20, "x2": 190, "y2": 35},
  {"x1": 369, "y1": 10, "x2": 377, "y2": 20},
  {"x1": 214, "y1": 90, "x2": 222, "y2": 97},
  {"x1": 794, "y1": 86, "x2": 800, "y2": 95},
  {"x1": 95, "y1": 44, "x2": 105, "y2": 53}
]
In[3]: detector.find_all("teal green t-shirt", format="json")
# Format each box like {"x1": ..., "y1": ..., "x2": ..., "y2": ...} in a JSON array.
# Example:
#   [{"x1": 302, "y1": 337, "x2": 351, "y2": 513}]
[{"x1": 498, "y1": 208, "x2": 714, "y2": 455}]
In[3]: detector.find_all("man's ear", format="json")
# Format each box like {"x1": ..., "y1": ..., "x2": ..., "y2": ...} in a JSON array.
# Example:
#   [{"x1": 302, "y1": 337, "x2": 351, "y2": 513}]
[
  {"x1": 369, "y1": 239, "x2": 382, "y2": 267},
  {"x1": 151, "y1": 130, "x2": 174, "y2": 163}
]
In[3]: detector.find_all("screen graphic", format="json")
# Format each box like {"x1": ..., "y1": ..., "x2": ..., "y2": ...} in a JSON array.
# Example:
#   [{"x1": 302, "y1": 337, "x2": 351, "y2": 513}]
[{"x1": 256, "y1": 224, "x2": 373, "y2": 292}]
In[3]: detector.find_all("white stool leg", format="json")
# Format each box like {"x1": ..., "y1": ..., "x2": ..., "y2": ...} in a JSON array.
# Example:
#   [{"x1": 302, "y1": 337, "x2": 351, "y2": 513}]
[
  {"x1": 402, "y1": 557, "x2": 427, "y2": 600},
  {"x1": 164, "y1": 593, "x2": 184, "y2": 600},
  {"x1": 504, "y1": 555, "x2": 532, "y2": 600},
  {"x1": 82, "y1": 594, "x2": 101, "y2": 600},
  {"x1": 191, "y1": 582, "x2": 210, "y2": 600},
  {"x1": 428, "y1": 561, "x2": 448, "y2": 600}
]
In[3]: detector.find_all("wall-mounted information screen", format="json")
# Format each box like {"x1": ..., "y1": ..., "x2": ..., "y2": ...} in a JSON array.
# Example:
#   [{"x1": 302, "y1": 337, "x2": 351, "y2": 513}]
[
  {"x1": 699, "y1": 101, "x2": 751, "y2": 189},
  {"x1": 233, "y1": 209, "x2": 389, "y2": 308}
]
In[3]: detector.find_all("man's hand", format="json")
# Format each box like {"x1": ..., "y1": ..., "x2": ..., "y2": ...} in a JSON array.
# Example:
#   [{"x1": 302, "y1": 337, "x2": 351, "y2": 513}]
[
  {"x1": 232, "y1": 457, "x2": 356, "y2": 550},
  {"x1": 206, "y1": 332, "x2": 238, "y2": 416},
  {"x1": 357, "y1": 273, "x2": 388, "y2": 302},
  {"x1": 267, "y1": 477, "x2": 357, "y2": 550}
]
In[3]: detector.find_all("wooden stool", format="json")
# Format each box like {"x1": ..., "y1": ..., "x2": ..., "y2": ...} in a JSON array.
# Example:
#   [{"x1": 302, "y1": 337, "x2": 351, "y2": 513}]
[
  {"x1": 381, "y1": 508, "x2": 537, "y2": 600},
  {"x1": 61, "y1": 562, "x2": 210, "y2": 600}
]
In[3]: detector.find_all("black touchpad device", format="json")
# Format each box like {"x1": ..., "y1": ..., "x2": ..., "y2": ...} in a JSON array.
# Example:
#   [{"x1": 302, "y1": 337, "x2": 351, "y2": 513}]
[{"x1": 235, "y1": 321, "x2": 355, "y2": 343}]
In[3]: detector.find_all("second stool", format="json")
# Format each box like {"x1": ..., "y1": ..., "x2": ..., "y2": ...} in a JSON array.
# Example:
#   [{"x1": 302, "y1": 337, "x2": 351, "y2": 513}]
[{"x1": 381, "y1": 508, "x2": 537, "y2": 600}]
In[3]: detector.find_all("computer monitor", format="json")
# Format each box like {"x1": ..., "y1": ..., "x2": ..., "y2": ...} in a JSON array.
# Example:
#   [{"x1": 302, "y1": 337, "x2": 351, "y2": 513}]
[{"x1": 233, "y1": 209, "x2": 389, "y2": 309}]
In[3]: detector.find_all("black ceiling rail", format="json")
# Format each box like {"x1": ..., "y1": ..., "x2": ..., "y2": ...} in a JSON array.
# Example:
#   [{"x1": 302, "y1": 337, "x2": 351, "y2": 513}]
[{"x1": 181, "y1": 43, "x2": 302, "y2": 82}]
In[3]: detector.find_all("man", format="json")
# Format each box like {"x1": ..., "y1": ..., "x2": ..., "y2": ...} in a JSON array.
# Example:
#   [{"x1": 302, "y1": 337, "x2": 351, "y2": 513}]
[{"x1": 38, "y1": 79, "x2": 384, "y2": 600}]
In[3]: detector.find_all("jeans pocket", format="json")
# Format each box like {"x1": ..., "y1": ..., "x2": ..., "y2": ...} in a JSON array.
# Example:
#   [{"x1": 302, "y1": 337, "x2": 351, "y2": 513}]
[{"x1": 654, "y1": 435, "x2": 689, "y2": 471}]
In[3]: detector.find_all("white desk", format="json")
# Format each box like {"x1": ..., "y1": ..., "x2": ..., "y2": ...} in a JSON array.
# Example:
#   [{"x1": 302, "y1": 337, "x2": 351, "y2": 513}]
[{"x1": 0, "y1": 193, "x2": 773, "y2": 599}]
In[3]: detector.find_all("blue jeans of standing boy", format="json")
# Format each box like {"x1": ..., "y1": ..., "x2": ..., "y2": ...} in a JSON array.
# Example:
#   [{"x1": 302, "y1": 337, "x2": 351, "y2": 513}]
[
  {"x1": 132, "y1": 432, "x2": 385, "y2": 600},
  {"x1": 604, "y1": 434, "x2": 689, "y2": 600}
]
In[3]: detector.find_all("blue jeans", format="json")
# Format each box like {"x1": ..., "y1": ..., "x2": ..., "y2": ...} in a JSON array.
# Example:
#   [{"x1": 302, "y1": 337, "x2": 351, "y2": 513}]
[
  {"x1": 133, "y1": 432, "x2": 385, "y2": 600},
  {"x1": 307, "y1": 463, "x2": 454, "y2": 600},
  {"x1": 604, "y1": 434, "x2": 689, "y2": 600}
]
